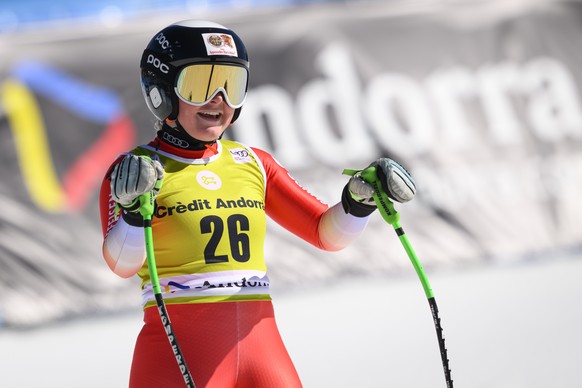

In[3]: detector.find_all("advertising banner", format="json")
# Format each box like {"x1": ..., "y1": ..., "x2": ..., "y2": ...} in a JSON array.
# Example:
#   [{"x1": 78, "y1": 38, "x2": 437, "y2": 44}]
[{"x1": 1, "y1": 1, "x2": 581, "y2": 327}]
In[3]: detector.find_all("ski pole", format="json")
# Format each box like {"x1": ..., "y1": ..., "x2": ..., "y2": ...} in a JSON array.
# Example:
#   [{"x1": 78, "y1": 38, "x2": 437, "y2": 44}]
[
  {"x1": 138, "y1": 176, "x2": 195, "y2": 388},
  {"x1": 343, "y1": 166, "x2": 453, "y2": 388}
]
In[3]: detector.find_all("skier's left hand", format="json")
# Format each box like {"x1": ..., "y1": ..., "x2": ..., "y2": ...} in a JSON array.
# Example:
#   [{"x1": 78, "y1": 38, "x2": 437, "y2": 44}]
[
  {"x1": 367, "y1": 158, "x2": 416, "y2": 203},
  {"x1": 342, "y1": 158, "x2": 416, "y2": 217}
]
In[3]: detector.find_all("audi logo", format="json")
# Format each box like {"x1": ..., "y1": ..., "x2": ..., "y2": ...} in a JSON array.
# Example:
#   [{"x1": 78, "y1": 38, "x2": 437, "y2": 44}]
[{"x1": 163, "y1": 132, "x2": 190, "y2": 148}]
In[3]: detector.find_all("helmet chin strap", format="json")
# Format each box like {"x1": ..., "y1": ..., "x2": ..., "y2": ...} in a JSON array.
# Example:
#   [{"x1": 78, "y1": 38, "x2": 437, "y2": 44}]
[{"x1": 159, "y1": 120, "x2": 222, "y2": 150}]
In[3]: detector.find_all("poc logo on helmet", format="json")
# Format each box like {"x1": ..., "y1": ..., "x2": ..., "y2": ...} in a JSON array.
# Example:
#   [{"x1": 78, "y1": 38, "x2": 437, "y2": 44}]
[
  {"x1": 155, "y1": 33, "x2": 171, "y2": 49},
  {"x1": 147, "y1": 54, "x2": 169, "y2": 74}
]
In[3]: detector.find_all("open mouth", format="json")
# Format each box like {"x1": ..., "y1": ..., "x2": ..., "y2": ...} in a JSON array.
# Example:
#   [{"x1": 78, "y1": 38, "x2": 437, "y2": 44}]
[{"x1": 198, "y1": 111, "x2": 222, "y2": 120}]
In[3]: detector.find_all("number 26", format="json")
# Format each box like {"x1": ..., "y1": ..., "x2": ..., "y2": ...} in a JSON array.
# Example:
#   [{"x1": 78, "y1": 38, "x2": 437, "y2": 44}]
[{"x1": 200, "y1": 214, "x2": 250, "y2": 264}]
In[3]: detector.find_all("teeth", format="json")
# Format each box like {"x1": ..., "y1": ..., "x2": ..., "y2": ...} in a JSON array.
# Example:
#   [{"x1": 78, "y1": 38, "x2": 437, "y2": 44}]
[{"x1": 201, "y1": 112, "x2": 220, "y2": 117}]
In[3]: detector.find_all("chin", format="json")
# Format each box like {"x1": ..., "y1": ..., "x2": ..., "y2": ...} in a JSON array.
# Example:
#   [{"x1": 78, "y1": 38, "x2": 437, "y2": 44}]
[{"x1": 199, "y1": 128, "x2": 225, "y2": 141}]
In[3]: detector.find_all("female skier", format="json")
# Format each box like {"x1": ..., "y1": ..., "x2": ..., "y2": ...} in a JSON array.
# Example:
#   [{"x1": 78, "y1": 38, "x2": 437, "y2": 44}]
[{"x1": 99, "y1": 19, "x2": 416, "y2": 387}]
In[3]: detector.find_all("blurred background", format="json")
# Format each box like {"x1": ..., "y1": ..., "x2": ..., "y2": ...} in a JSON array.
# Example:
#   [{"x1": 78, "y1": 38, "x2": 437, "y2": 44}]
[{"x1": 1, "y1": 0, "x2": 581, "y2": 387}]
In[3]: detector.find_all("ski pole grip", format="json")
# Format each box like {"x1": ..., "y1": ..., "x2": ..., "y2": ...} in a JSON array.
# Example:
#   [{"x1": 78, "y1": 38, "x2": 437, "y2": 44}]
[
  {"x1": 343, "y1": 166, "x2": 400, "y2": 226},
  {"x1": 342, "y1": 166, "x2": 380, "y2": 183},
  {"x1": 138, "y1": 175, "x2": 163, "y2": 221},
  {"x1": 138, "y1": 192, "x2": 155, "y2": 221}
]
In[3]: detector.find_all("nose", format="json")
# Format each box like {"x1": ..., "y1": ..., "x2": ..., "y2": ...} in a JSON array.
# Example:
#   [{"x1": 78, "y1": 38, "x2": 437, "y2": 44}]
[{"x1": 209, "y1": 91, "x2": 225, "y2": 104}]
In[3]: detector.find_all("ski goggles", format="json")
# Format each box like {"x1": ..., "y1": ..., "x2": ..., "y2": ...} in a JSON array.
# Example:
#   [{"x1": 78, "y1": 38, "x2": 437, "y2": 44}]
[{"x1": 174, "y1": 64, "x2": 248, "y2": 109}]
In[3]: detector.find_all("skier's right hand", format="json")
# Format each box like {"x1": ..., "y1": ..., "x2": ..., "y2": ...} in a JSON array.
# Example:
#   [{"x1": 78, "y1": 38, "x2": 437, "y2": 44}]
[{"x1": 110, "y1": 154, "x2": 164, "y2": 212}]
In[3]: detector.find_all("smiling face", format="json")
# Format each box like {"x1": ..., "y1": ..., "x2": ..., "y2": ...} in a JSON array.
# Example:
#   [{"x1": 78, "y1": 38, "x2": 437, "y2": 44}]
[{"x1": 176, "y1": 93, "x2": 235, "y2": 142}]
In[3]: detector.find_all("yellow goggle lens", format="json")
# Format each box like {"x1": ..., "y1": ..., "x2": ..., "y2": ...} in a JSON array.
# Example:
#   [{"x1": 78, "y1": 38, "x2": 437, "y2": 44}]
[{"x1": 175, "y1": 64, "x2": 248, "y2": 108}]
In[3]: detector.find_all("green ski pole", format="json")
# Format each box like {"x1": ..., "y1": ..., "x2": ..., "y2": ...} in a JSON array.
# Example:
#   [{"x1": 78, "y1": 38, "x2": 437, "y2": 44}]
[
  {"x1": 344, "y1": 166, "x2": 453, "y2": 388},
  {"x1": 138, "y1": 174, "x2": 195, "y2": 388}
]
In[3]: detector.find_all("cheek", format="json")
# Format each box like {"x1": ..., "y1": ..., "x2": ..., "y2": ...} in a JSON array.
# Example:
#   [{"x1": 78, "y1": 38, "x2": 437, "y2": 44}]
[
  {"x1": 224, "y1": 107, "x2": 236, "y2": 122},
  {"x1": 177, "y1": 102, "x2": 197, "y2": 119}
]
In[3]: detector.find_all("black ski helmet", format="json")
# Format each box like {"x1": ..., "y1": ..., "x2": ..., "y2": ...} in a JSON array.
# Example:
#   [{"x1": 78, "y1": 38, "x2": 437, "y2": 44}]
[{"x1": 139, "y1": 20, "x2": 249, "y2": 123}]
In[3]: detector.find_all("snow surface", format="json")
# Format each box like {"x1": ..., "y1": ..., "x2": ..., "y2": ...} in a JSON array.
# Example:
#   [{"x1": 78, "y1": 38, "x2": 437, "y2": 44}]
[{"x1": 1, "y1": 256, "x2": 581, "y2": 388}]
